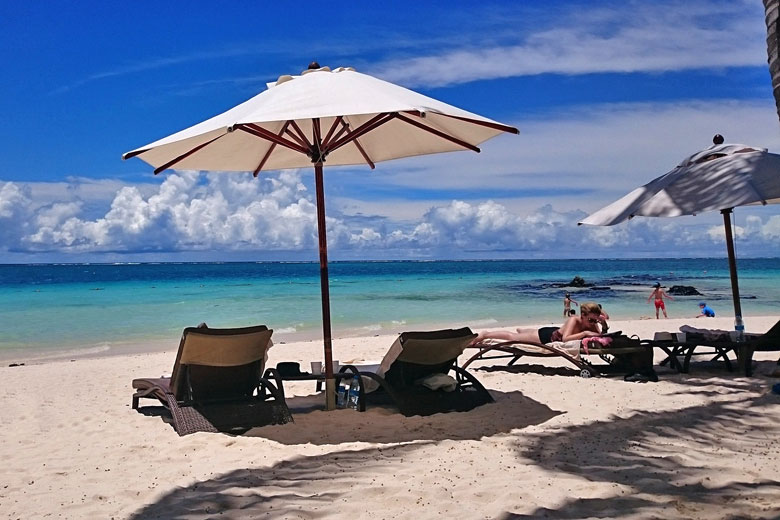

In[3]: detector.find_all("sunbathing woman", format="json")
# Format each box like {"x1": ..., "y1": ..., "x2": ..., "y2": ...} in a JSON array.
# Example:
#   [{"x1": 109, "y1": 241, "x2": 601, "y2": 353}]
[{"x1": 471, "y1": 302, "x2": 604, "y2": 345}]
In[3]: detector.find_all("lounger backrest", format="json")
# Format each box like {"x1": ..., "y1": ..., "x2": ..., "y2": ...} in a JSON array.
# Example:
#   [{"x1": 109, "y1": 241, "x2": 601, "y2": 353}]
[
  {"x1": 381, "y1": 327, "x2": 475, "y2": 388},
  {"x1": 754, "y1": 319, "x2": 780, "y2": 349},
  {"x1": 170, "y1": 325, "x2": 273, "y2": 401},
  {"x1": 396, "y1": 327, "x2": 477, "y2": 365}
]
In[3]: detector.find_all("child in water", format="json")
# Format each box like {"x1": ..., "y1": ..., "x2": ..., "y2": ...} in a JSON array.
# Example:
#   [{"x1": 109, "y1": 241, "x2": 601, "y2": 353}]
[{"x1": 696, "y1": 302, "x2": 715, "y2": 318}]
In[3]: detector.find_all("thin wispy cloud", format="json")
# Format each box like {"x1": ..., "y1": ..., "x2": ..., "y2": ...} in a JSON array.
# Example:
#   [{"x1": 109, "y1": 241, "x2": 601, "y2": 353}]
[
  {"x1": 331, "y1": 98, "x2": 780, "y2": 213},
  {"x1": 51, "y1": 1, "x2": 766, "y2": 96},
  {"x1": 50, "y1": 46, "x2": 290, "y2": 96},
  {"x1": 371, "y1": 0, "x2": 766, "y2": 87}
]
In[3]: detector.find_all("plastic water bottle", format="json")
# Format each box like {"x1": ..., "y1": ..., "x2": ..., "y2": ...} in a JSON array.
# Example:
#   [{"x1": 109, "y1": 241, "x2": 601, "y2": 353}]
[
  {"x1": 348, "y1": 375, "x2": 360, "y2": 410},
  {"x1": 337, "y1": 379, "x2": 349, "y2": 408},
  {"x1": 734, "y1": 316, "x2": 745, "y2": 342}
]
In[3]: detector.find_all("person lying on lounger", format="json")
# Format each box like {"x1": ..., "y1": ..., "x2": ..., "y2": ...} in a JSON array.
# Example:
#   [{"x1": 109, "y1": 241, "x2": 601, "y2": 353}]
[{"x1": 471, "y1": 301, "x2": 604, "y2": 346}]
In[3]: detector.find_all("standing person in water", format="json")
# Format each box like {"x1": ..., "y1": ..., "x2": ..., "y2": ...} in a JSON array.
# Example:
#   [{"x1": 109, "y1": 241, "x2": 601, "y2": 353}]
[
  {"x1": 563, "y1": 292, "x2": 579, "y2": 318},
  {"x1": 472, "y1": 301, "x2": 603, "y2": 345},
  {"x1": 647, "y1": 282, "x2": 674, "y2": 319}
]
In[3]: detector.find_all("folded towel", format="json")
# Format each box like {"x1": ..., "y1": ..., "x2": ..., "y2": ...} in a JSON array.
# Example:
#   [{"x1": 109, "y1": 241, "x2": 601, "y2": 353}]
[
  {"x1": 581, "y1": 336, "x2": 613, "y2": 354},
  {"x1": 546, "y1": 340, "x2": 582, "y2": 360},
  {"x1": 415, "y1": 373, "x2": 457, "y2": 392},
  {"x1": 679, "y1": 325, "x2": 731, "y2": 341}
]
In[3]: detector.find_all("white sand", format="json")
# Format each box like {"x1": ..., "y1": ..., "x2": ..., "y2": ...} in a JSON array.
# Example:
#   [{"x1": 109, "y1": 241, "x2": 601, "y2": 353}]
[{"x1": 2, "y1": 316, "x2": 780, "y2": 519}]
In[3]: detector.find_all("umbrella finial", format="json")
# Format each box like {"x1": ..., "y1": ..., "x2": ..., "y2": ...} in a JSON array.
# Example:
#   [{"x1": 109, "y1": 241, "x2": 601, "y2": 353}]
[
  {"x1": 713, "y1": 134, "x2": 724, "y2": 145},
  {"x1": 308, "y1": 61, "x2": 321, "y2": 70}
]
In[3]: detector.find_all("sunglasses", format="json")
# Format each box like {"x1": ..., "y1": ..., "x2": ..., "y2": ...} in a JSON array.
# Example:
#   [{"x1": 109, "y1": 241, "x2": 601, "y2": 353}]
[{"x1": 587, "y1": 318, "x2": 599, "y2": 324}]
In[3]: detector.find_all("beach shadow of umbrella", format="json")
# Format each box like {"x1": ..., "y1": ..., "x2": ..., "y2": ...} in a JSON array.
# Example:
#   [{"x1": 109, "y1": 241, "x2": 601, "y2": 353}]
[
  {"x1": 501, "y1": 390, "x2": 780, "y2": 518},
  {"x1": 127, "y1": 443, "x2": 423, "y2": 519},
  {"x1": 245, "y1": 389, "x2": 561, "y2": 445},
  {"x1": 127, "y1": 390, "x2": 559, "y2": 519}
]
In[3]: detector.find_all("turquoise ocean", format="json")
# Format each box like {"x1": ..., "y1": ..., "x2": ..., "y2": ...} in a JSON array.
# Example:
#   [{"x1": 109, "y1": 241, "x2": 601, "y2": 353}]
[{"x1": 1, "y1": 258, "x2": 778, "y2": 361}]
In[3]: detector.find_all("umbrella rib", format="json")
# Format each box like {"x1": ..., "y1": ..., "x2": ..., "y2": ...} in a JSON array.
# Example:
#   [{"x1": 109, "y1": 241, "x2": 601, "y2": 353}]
[
  {"x1": 338, "y1": 118, "x2": 375, "y2": 169},
  {"x1": 313, "y1": 118, "x2": 322, "y2": 145},
  {"x1": 237, "y1": 124, "x2": 309, "y2": 155},
  {"x1": 321, "y1": 116, "x2": 344, "y2": 148},
  {"x1": 395, "y1": 113, "x2": 480, "y2": 152},
  {"x1": 322, "y1": 120, "x2": 350, "y2": 149},
  {"x1": 423, "y1": 112, "x2": 520, "y2": 135},
  {"x1": 152, "y1": 132, "x2": 228, "y2": 174},
  {"x1": 312, "y1": 118, "x2": 324, "y2": 162},
  {"x1": 327, "y1": 113, "x2": 395, "y2": 153},
  {"x1": 253, "y1": 121, "x2": 291, "y2": 177},
  {"x1": 285, "y1": 121, "x2": 312, "y2": 149}
]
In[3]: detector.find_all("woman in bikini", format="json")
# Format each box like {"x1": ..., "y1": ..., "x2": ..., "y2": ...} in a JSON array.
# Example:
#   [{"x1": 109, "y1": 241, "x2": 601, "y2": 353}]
[
  {"x1": 471, "y1": 301, "x2": 604, "y2": 345},
  {"x1": 563, "y1": 292, "x2": 579, "y2": 318}
]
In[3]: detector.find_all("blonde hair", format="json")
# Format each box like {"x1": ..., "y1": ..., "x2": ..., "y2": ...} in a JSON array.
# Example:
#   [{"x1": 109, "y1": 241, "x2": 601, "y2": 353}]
[{"x1": 580, "y1": 302, "x2": 601, "y2": 315}]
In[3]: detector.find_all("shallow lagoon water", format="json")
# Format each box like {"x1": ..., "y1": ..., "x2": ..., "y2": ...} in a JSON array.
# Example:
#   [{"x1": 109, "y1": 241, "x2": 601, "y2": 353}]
[{"x1": 1, "y1": 258, "x2": 778, "y2": 359}]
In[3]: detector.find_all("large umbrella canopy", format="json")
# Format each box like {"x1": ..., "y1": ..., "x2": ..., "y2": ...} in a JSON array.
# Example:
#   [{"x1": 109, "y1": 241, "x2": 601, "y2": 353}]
[
  {"x1": 580, "y1": 139, "x2": 780, "y2": 338},
  {"x1": 579, "y1": 142, "x2": 780, "y2": 225},
  {"x1": 124, "y1": 64, "x2": 518, "y2": 408},
  {"x1": 124, "y1": 65, "x2": 516, "y2": 172}
]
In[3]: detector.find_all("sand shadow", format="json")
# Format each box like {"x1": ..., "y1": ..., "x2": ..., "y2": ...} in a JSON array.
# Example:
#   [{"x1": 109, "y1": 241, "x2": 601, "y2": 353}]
[
  {"x1": 474, "y1": 361, "x2": 634, "y2": 379},
  {"x1": 475, "y1": 363, "x2": 582, "y2": 377},
  {"x1": 127, "y1": 442, "x2": 437, "y2": 520},
  {"x1": 502, "y1": 392, "x2": 780, "y2": 518},
  {"x1": 128, "y1": 389, "x2": 561, "y2": 519},
  {"x1": 247, "y1": 389, "x2": 561, "y2": 445}
]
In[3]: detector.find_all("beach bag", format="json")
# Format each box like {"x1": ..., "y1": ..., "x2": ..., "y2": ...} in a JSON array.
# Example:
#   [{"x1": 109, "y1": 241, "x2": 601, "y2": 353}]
[
  {"x1": 607, "y1": 334, "x2": 655, "y2": 377},
  {"x1": 608, "y1": 334, "x2": 641, "y2": 349}
]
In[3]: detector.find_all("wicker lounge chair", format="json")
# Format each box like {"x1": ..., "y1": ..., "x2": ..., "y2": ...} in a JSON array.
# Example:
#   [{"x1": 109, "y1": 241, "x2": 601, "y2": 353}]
[
  {"x1": 463, "y1": 335, "x2": 654, "y2": 379},
  {"x1": 346, "y1": 327, "x2": 494, "y2": 416},
  {"x1": 131, "y1": 325, "x2": 292, "y2": 436}
]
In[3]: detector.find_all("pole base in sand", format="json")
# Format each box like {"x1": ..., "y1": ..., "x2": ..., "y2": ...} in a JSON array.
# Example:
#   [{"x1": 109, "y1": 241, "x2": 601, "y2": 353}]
[{"x1": 325, "y1": 377, "x2": 336, "y2": 410}]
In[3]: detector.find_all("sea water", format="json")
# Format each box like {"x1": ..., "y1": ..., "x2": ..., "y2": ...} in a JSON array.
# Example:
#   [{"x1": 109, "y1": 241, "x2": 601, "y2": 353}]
[{"x1": 1, "y1": 258, "x2": 778, "y2": 360}]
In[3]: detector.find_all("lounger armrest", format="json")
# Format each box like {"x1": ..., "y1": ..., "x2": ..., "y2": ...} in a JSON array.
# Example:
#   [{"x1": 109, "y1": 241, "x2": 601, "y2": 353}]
[
  {"x1": 262, "y1": 368, "x2": 286, "y2": 400},
  {"x1": 450, "y1": 365, "x2": 495, "y2": 402}
]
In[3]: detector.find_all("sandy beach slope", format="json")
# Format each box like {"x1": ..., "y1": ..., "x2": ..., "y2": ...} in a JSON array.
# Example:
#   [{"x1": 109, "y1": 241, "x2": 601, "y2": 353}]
[{"x1": 2, "y1": 316, "x2": 780, "y2": 519}]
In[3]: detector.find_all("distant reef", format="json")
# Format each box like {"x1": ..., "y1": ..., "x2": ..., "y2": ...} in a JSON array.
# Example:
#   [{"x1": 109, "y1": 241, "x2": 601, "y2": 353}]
[{"x1": 668, "y1": 285, "x2": 702, "y2": 296}]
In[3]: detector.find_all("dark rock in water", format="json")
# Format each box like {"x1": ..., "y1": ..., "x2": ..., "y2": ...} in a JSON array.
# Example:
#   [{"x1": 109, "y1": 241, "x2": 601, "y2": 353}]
[
  {"x1": 668, "y1": 285, "x2": 702, "y2": 296},
  {"x1": 570, "y1": 276, "x2": 590, "y2": 287}
]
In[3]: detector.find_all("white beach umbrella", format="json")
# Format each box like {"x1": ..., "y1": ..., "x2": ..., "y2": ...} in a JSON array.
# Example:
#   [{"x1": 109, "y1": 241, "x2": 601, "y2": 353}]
[
  {"x1": 579, "y1": 136, "x2": 780, "y2": 339},
  {"x1": 124, "y1": 63, "x2": 518, "y2": 408}
]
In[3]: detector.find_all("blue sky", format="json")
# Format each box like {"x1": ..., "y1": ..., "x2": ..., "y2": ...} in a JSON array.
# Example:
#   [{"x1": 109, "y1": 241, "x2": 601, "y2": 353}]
[{"x1": 1, "y1": 0, "x2": 779, "y2": 262}]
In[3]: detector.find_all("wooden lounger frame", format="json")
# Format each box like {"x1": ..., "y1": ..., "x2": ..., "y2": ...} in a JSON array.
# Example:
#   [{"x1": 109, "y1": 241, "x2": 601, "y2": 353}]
[{"x1": 462, "y1": 340, "x2": 649, "y2": 378}]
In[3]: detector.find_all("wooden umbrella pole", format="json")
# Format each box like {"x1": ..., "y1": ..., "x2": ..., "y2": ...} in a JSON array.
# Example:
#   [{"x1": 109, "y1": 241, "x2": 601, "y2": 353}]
[
  {"x1": 721, "y1": 207, "x2": 750, "y2": 373},
  {"x1": 314, "y1": 161, "x2": 336, "y2": 410},
  {"x1": 721, "y1": 208, "x2": 744, "y2": 323}
]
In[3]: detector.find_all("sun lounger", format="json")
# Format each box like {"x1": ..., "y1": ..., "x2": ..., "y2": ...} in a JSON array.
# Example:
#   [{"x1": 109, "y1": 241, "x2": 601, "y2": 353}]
[
  {"x1": 344, "y1": 327, "x2": 494, "y2": 416},
  {"x1": 746, "y1": 319, "x2": 780, "y2": 376},
  {"x1": 669, "y1": 319, "x2": 780, "y2": 376},
  {"x1": 131, "y1": 324, "x2": 292, "y2": 435},
  {"x1": 463, "y1": 335, "x2": 655, "y2": 379}
]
